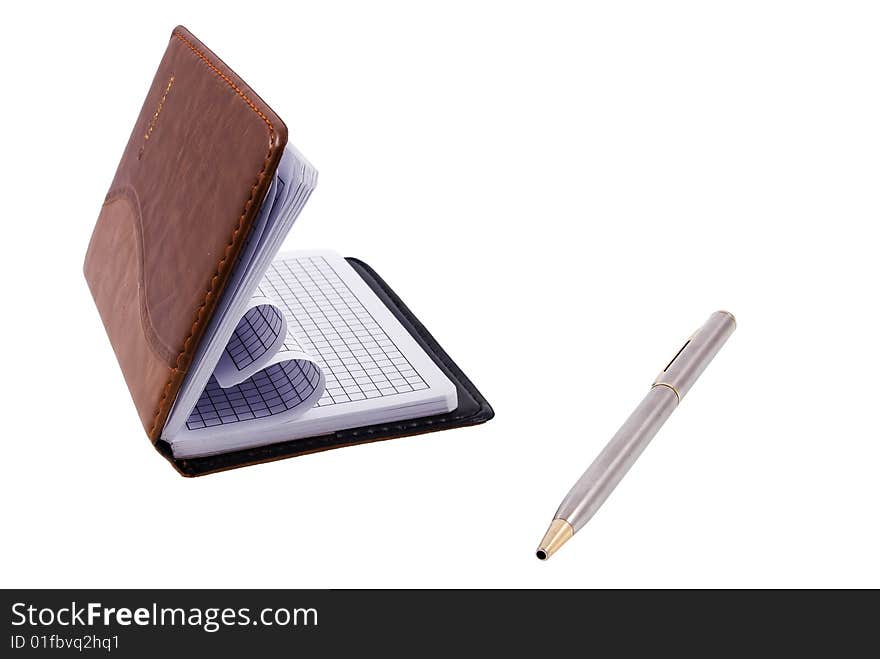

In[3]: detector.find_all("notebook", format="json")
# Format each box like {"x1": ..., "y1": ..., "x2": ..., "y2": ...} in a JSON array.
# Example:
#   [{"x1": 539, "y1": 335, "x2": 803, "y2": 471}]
[{"x1": 83, "y1": 26, "x2": 492, "y2": 475}]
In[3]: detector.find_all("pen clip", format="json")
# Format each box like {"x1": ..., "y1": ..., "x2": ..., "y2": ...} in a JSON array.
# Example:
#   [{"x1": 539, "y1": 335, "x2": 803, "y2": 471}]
[
  {"x1": 663, "y1": 339, "x2": 690, "y2": 373},
  {"x1": 662, "y1": 330, "x2": 699, "y2": 373}
]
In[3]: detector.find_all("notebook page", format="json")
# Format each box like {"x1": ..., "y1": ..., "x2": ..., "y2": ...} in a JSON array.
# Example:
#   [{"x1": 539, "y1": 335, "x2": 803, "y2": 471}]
[
  {"x1": 184, "y1": 301, "x2": 322, "y2": 432},
  {"x1": 261, "y1": 255, "x2": 434, "y2": 408},
  {"x1": 167, "y1": 250, "x2": 457, "y2": 457},
  {"x1": 267, "y1": 252, "x2": 457, "y2": 426}
]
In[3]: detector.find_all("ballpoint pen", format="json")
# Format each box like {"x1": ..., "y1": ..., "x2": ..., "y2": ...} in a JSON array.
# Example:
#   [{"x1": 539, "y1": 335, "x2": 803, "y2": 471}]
[{"x1": 536, "y1": 310, "x2": 736, "y2": 560}]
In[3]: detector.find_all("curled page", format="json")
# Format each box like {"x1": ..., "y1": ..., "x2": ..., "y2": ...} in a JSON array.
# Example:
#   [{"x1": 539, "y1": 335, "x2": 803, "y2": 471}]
[
  {"x1": 185, "y1": 354, "x2": 325, "y2": 433},
  {"x1": 213, "y1": 296, "x2": 288, "y2": 388},
  {"x1": 183, "y1": 297, "x2": 326, "y2": 434}
]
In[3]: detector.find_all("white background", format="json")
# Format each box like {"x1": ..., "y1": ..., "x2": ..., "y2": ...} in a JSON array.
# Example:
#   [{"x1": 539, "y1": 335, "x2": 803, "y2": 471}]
[{"x1": 2, "y1": 1, "x2": 878, "y2": 588}]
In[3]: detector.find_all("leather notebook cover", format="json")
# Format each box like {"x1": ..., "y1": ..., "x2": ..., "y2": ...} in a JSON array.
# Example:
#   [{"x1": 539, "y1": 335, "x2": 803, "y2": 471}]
[
  {"x1": 84, "y1": 26, "x2": 287, "y2": 441},
  {"x1": 85, "y1": 26, "x2": 494, "y2": 476}
]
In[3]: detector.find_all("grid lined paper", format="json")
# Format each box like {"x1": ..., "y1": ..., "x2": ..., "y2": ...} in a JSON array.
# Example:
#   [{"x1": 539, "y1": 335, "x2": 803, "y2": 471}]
[
  {"x1": 260, "y1": 255, "x2": 428, "y2": 407},
  {"x1": 186, "y1": 361, "x2": 321, "y2": 430},
  {"x1": 185, "y1": 255, "x2": 430, "y2": 432},
  {"x1": 225, "y1": 304, "x2": 284, "y2": 371}
]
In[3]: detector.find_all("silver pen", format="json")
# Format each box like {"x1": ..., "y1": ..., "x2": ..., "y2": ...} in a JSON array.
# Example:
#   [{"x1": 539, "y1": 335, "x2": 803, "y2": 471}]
[{"x1": 536, "y1": 310, "x2": 736, "y2": 560}]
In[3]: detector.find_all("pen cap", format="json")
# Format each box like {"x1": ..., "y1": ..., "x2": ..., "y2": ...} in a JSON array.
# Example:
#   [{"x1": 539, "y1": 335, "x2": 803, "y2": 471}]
[{"x1": 653, "y1": 311, "x2": 736, "y2": 401}]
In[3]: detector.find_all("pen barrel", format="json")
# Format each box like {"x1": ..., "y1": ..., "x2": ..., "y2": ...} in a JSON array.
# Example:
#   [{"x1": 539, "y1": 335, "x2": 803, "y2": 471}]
[
  {"x1": 555, "y1": 311, "x2": 736, "y2": 532},
  {"x1": 653, "y1": 311, "x2": 737, "y2": 402},
  {"x1": 555, "y1": 385, "x2": 679, "y2": 531}
]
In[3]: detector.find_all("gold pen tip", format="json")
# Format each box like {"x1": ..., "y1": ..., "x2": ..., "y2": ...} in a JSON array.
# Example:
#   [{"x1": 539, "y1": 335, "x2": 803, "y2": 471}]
[{"x1": 536, "y1": 519, "x2": 574, "y2": 560}]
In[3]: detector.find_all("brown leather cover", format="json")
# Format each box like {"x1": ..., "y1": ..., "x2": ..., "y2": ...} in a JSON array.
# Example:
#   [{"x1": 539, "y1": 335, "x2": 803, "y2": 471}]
[{"x1": 84, "y1": 26, "x2": 287, "y2": 442}]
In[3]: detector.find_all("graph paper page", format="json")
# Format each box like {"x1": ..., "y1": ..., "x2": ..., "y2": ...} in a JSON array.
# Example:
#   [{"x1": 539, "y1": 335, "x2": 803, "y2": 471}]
[{"x1": 168, "y1": 250, "x2": 457, "y2": 457}]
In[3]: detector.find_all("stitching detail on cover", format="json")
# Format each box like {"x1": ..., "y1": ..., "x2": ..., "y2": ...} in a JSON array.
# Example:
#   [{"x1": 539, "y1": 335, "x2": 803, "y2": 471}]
[
  {"x1": 148, "y1": 30, "x2": 277, "y2": 438},
  {"x1": 138, "y1": 75, "x2": 175, "y2": 160}
]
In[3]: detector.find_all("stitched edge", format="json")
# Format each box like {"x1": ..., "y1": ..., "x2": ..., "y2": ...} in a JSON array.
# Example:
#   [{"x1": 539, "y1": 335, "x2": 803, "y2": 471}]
[
  {"x1": 138, "y1": 74, "x2": 175, "y2": 160},
  {"x1": 147, "y1": 30, "x2": 278, "y2": 439}
]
